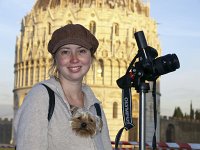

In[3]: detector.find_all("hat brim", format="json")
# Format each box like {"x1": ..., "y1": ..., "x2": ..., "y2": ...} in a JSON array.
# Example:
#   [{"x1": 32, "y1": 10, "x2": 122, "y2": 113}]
[{"x1": 51, "y1": 38, "x2": 93, "y2": 54}]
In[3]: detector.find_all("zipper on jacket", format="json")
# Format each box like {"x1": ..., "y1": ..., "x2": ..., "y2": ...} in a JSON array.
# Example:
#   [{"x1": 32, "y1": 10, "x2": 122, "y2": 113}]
[{"x1": 55, "y1": 88, "x2": 72, "y2": 116}]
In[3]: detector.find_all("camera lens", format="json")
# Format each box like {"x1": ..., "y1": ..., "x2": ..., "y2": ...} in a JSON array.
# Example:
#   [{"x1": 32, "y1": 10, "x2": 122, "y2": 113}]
[{"x1": 153, "y1": 54, "x2": 180, "y2": 76}]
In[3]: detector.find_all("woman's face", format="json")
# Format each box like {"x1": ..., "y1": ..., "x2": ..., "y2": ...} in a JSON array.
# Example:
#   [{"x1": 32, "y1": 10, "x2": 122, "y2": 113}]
[{"x1": 55, "y1": 44, "x2": 92, "y2": 82}]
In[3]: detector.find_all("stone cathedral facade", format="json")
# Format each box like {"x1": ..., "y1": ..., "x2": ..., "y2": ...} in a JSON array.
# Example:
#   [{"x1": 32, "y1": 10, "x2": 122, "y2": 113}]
[{"x1": 14, "y1": 0, "x2": 161, "y2": 142}]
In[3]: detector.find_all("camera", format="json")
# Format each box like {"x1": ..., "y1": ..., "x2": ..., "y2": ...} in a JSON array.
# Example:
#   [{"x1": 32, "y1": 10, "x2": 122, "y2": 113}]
[
  {"x1": 117, "y1": 31, "x2": 180, "y2": 89},
  {"x1": 153, "y1": 53, "x2": 180, "y2": 76}
]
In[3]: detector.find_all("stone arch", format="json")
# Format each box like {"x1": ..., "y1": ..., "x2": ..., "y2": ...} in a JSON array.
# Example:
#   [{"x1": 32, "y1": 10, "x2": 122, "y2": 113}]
[
  {"x1": 32, "y1": 25, "x2": 35, "y2": 36},
  {"x1": 50, "y1": 0, "x2": 61, "y2": 8},
  {"x1": 113, "y1": 23, "x2": 119, "y2": 36},
  {"x1": 26, "y1": 42, "x2": 30, "y2": 52},
  {"x1": 24, "y1": 61, "x2": 29, "y2": 86},
  {"x1": 40, "y1": 58, "x2": 47, "y2": 81},
  {"x1": 112, "y1": 59, "x2": 120, "y2": 86},
  {"x1": 89, "y1": 21, "x2": 96, "y2": 35},
  {"x1": 97, "y1": 58, "x2": 104, "y2": 77},
  {"x1": 104, "y1": 59, "x2": 112, "y2": 85},
  {"x1": 85, "y1": 60, "x2": 95, "y2": 85},
  {"x1": 48, "y1": 22, "x2": 52, "y2": 35},
  {"x1": 94, "y1": 58, "x2": 104, "y2": 85},
  {"x1": 113, "y1": 102, "x2": 118, "y2": 118},
  {"x1": 66, "y1": 20, "x2": 72, "y2": 24},
  {"x1": 37, "y1": 40, "x2": 41, "y2": 48},
  {"x1": 30, "y1": 60, "x2": 34, "y2": 85},
  {"x1": 114, "y1": 40, "x2": 121, "y2": 53},
  {"x1": 35, "y1": 51, "x2": 44, "y2": 59},
  {"x1": 135, "y1": 1, "x2": 142, "y2": 14},
  {"x1": 132, "y1": 27, "x2": 137, "y2": 38},
  {"x1": 119, "y1": 60, "x2": 127, "y2": 77}
]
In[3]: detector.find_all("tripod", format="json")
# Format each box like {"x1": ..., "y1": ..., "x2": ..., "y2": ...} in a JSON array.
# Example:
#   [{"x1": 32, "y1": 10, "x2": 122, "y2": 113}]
[
  {"x1": 138, "y1": 82, "x2": 150, "y2": 150},
  {"x1": 115, "y1": 30, "x2": 180, "y2": 150}
]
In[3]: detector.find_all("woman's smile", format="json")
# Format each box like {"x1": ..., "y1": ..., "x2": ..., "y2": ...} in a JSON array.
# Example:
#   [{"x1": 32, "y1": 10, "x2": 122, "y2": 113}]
[{"x1": 68, "y1": 66, "x2": 82, "y2": 73}]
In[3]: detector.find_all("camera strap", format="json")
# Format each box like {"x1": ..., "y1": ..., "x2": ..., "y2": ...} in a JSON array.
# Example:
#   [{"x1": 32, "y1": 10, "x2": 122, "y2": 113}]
[
  {"x1": 115, "y1": 87, "x2": 134, "y2": 149},
  {"x1": 122, "y1": 88, "x2": 134, "y2": 129}
]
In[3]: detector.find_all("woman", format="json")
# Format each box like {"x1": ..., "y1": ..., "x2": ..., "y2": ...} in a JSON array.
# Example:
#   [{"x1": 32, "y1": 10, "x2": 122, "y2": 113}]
[{"x1": 14, "y1": 24, "x2": 112, "y2": 150}]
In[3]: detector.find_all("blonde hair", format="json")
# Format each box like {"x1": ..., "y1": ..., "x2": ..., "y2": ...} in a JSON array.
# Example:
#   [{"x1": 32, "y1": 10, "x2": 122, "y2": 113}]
[{"x1": 48, "y1": 55, "x2": 59, "y2": 80}]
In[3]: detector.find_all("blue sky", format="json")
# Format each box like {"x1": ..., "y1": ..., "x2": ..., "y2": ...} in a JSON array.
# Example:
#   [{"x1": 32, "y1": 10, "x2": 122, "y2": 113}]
[
  {"x1": 150, "y1": 0, "x2": 200, "y2": 116},
  {"x1": 0, "y1": 0, "x2": 200, "y2": 117}
]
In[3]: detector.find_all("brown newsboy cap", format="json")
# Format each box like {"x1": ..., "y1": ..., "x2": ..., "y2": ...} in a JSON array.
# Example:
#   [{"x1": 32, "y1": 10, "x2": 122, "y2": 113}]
[{"x1": 48, "y1": 24, "x2": 99, "y2": 54}]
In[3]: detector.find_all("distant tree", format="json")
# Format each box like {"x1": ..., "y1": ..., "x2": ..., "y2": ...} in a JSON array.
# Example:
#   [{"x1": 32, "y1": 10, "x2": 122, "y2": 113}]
[
  {"x1": 173, "y1": 107, "x2": 183, "y2": 118},
  {"x1": 190, "y1": 101, "x2": 194, "y2": 120},
  {"x1": 195, "y1": 110, "x2": 200, "y2": 120},
  {"x1": 190, "y1": 109, "x2": 195, "y2": 120},
  {"x1": 184, "y1": 113, "x2": 190, "y2": 119}
]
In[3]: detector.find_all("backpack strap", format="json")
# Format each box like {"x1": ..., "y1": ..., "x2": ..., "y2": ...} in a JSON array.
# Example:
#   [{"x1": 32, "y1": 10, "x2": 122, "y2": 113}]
[
  {"x1": 94, "y1": 103, "x2": 102, "y2": 118},
  {"x1": 41, "y1": 84, "x2": 55, "y2": 121}
]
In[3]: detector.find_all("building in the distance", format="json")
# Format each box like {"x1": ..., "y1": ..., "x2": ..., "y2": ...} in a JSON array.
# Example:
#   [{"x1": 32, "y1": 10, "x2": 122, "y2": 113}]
[
  {"x1": 13, "y1": 0, "x2": 161, "y2": 142},
  {"x1": 160, "y1": 116, "x2": 200, "y2": 143},
  {"x1": 0, "y1": 118, "x2": 12, "y2": 144}
]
